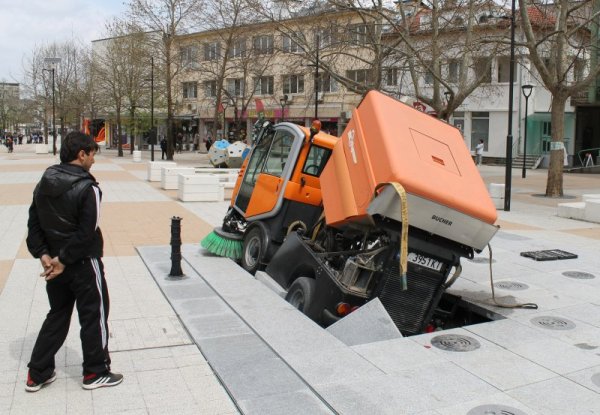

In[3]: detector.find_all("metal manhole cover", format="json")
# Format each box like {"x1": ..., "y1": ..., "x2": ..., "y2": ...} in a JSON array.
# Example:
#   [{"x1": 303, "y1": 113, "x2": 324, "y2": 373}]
[
  {"x1": 467, "y1": 404, "x2": 528, "y2": 415},
  {"x1": 591, "y1": 373, "x2": 600, "y2": 388},
  {"x1": 494, "y1": 281, "x2": 529, "y2": 291},
  {"x1": 431, "y1": 334, "x2": 481, "y2": 352},
  {"x1": 531, "y1": 316, "x2": 576, "y2": 330},
  {"x1": 562, "y1": 271, "x2": 596, "y2": 280},
  {"x1": 469, "y1": 257, "x2": 496, "y2": 264}
]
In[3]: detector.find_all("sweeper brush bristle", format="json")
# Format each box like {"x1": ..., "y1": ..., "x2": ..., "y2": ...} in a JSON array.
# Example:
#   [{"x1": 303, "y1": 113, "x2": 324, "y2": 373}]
[{"x1": 200, "y1": 227, "x2": 243, "y2": 260}]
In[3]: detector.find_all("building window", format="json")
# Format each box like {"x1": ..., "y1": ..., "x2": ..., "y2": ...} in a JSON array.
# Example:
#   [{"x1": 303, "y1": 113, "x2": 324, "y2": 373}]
[
  {"x1": 474, "y1": 58, "x2": 492, "y2": 83},
  {"x1": 204, "y1": 80, "x2": 217, "y2": 97},
  {"x1": 204, "y1": 42, "x2": 220, "y2": 60},
  {"x1": 318, "y1": 29, "x2": 335, "y2": 48},
  {"x1": 253, "y1": 35, "x2": 274, "y2": 54},
  {"x1": 574, "y1": 58, "x2": 585, "y2": 82},
  {"x1": 346, "y1": 69, "x2": 372, "y2": 85},
  {"x1": 497, "y1": 57, "x2": 515, "y2": 83},
  {"x1": 448, "y1": 60, "x2": 459, "y2": 83},
  {"x1": 182, "y1": 82, "x2": 197, "y2": 99},
  {"x1": 424, "y1": 61, "x2": 434, "y2": 85},
  {"x1": 282, "y1": 74, "x2": 304, "y2": 94},
  {"x1": 385, "y1": 67, "x2": 399, "y2": 86},
  {"x1": 180, "y1": 46, "x2": 197, "y2": 68},
  {"x1": 471, "y1": 111, "x2": 489, "y2": 150},
  {"x1": 348, "y1": 24, "x2": 370, "y2": 45},
  {"x1": 283, "y1": 34, "x2": 302, "y2": 53},
  {"x1": 319, "y1": 73, "x2": 338, "y2": 93},
  {"x1": 254, "y1": 76, "x2": 274, "y2": 95},
  {"x1": 227, "y1": 78, "x2": 244, "y2": 97},
  {"x1": 228, "y1": 39, "x2": 246, "y2": 58}
]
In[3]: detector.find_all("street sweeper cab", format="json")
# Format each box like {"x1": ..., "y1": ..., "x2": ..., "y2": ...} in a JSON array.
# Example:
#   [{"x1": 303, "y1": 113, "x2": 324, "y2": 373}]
[{"x1": 202, "y1": 90, "x2": 499, "y2": 335}]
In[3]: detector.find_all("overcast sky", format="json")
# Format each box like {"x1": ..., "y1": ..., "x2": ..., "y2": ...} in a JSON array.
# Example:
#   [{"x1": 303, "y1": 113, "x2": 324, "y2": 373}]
[{"x1": 0, "y1": 0, "x2": 127, "y2": 83}]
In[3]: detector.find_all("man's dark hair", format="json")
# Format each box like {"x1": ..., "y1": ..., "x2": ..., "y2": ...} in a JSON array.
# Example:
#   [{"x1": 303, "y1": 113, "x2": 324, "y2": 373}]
[{"x1": 60, "y1": 132, "x2": 99, "y2": 163}]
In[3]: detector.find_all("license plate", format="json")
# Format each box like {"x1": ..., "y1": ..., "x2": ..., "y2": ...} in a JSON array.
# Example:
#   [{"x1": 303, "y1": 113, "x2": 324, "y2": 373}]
[{"x1": 407, "y1": 252, "x2": 443, "y2": 271}]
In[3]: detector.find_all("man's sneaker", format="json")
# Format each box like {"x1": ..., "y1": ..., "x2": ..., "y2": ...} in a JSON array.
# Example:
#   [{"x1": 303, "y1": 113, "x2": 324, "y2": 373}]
[
  {"x1": 82, "y1": 372, "x2": 123, "y2": 390},
  {"x1": 25, "y1": 371, "x2": 57, "y2": 392}
]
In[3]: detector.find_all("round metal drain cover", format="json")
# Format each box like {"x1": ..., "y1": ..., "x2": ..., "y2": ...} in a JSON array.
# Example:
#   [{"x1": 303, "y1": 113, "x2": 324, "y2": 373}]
[
  {"x1": 494, "y1": 281, "x2": 529, "y2": 291},
  {"x1": 431, "y1": 334, "x2": 480, "y2": 352},
  {"x1": 531, "y1": 316, "x2": 576, "y2": 330},
  {"x1": 469, "y1": 257, "x2": 496, "y2": 264},
  {"x1": 562, "y1": 271, "x2": 596, "y2": 280},
  {"x1": 591, "y1": 373, "x2": 600, "y2": 388},
  {"x1": 467, "y1": 404, "x2": 528, "y2": 415}
]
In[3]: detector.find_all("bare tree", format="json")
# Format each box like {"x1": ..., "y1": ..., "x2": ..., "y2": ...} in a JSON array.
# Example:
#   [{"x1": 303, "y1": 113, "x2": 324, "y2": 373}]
[
  {"x1": 519, "y1": 0, "x2": 600, "y2": 197},
  {"x1": 194, "y1": 0, "x2": 278, "y2": 140},
  {"x1": 127, "y1": 0, "x2": 206, "y2": 160},
  {"x1": 92, "y1": 33, "x2": 131, "y2": 157},
  {"x1": 248, "y1": 0, "x2": 506, "y2": 121},
  {"x1": 23, "y1": 40, "x2": 90, "y2": 146}
]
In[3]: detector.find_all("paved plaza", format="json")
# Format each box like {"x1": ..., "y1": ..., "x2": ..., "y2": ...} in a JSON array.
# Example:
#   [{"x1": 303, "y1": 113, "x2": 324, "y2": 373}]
[{"x1": 1, "y1": 143, "x2": 600, "y2": 414}]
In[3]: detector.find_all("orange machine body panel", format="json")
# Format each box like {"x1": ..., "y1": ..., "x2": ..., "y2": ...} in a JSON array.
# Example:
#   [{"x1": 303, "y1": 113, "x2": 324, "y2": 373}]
[
  {"x1": 320, "y1": 91, "x2": 497, "y2": 227},
  {"x1": 231, "y1": 125, "x2": 337, "y2": 219},
  {"x1": 244, "y1": 174, "x2": 283, "y2": 217}
]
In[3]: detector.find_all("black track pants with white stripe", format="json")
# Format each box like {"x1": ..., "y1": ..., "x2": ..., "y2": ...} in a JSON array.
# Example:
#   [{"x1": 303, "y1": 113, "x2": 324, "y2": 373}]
[{"x1": 28, "y1": 258, "x2": 111, "y2": 383}]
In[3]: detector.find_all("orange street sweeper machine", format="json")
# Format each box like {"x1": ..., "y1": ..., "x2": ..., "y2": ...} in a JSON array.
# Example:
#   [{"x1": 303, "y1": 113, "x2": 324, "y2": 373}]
[{"x1": 202, "y1": 90, "x2": 498, "y2": 335}]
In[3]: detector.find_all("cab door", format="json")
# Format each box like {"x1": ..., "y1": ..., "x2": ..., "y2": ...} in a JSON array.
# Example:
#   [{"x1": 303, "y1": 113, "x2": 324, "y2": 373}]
[{"x1": 233, "y1": 125, "x2": 304, "y2": 219}]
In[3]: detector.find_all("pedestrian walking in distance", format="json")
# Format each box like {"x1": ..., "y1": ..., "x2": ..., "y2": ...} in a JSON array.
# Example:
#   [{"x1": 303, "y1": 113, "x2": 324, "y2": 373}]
[
  {"x1": 25, "y1": 132, "x2": 122, "y2": 392},
  {"x1": 475, "y1": 139, "x2": 484, "y2": 166}
]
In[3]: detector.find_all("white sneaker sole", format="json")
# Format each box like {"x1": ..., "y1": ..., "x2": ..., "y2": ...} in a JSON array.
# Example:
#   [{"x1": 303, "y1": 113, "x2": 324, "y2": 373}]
[
  {"x1": 25, "y1": 372, "x2": 57, "y2": 392},
  {"x1": 82, "y1": 376, "x2": 123, "y2": 390}
]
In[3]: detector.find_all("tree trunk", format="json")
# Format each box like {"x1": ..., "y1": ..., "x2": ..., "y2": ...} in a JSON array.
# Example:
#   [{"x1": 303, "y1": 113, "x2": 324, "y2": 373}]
[
  {"x1": 117, "y1": 110, "x2": 123, "y2": 157},
  {"x1": 129, "y1": 107, "x2": 136, "y2": 154},
  {"x1": 545, "y1": 94, "x2": 567, "y2": 197}
]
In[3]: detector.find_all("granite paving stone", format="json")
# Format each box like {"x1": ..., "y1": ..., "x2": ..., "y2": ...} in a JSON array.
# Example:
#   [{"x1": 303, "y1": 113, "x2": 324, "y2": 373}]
[{"x1": 507, "y1": 376, "x2": 600, "y2": 415}]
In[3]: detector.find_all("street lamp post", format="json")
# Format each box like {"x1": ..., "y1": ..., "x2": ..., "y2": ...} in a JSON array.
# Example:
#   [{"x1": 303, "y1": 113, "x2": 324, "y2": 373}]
[
  {"x1": 43, "y1": 57, "x2": 61, "y2": 155},
  {"x1": 150, "y1": 56, "x2": 155, "y2": 161},
  {"x1": 504, "y1": 0, "x2": 516, "y2": 211},
  {"x1": 279, "y1": 94, "x2": 289, "y2": 123},
  {"x1": 521, "y1": 84, "x2": 533, "y2": 178},
  {"x1": 314, "y1": 34, "x2": 320, "y2": 119}
]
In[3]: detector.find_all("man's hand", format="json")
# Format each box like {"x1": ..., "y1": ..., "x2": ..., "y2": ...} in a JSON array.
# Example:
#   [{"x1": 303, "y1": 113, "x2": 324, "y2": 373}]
[
  {"x1": 39, "y1": 254, "x2": 53, "y2": 278},
  {"x1": 43, "y1": 257, "x2": 65, "y2": 281}
]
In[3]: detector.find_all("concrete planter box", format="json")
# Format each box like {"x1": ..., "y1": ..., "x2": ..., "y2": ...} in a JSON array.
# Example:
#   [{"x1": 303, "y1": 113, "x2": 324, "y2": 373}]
[
  {"x1": 178, "y1": 174, "x2": 224, "y2": 202},
  {"x1": 147, "y1": 161, "x2": 177, "y2": 181},
  {"x1": 161, "y1": 167, "x2": 196, "y2": 190}
]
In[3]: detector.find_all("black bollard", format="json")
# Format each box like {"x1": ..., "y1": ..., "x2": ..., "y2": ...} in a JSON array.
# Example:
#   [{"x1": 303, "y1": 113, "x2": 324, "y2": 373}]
[{"x1": 169, "y1": 216, "x2": 184, "y2": 277}]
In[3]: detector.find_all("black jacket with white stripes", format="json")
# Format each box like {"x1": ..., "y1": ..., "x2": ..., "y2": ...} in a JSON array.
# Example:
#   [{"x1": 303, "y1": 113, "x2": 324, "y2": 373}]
[{"x1": 27, "y1": 163, "x2": 104, "y2": 265}]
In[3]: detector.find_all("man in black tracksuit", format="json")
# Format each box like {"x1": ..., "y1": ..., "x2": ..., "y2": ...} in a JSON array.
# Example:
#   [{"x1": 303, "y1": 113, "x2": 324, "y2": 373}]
[{"x1": 25, "y1": 132, "x2": 122, "y2": 392}]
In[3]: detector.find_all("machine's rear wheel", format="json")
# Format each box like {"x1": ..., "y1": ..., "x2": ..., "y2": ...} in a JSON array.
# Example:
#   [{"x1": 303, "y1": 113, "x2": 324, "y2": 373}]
[
  {"x1": 241, "y1": 227, "x2": 265, "y2": 275},
  {"x1": 285, "y1": 277, "x2": 319, "y2": 321}
]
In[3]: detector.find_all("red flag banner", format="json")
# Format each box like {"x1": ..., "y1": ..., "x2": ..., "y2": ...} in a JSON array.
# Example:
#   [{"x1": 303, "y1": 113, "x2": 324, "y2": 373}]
[
  {"x1": 255, "y1": 98, "x2": 264, "y2": 112},
  {"x1": 82, "y1": 118, "x2": 91, "y2": 135},
  {"x1": 218, "y1": 101, "x2": 225, "y2": 113}
]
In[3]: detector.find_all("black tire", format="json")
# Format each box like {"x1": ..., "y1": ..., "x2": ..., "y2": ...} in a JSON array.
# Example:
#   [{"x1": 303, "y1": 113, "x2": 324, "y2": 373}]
[
  {"x1": 285, "y1": 277, "x2": 320, "y2": 321},
  {"x1": 241, "y1": 226, "x2": 265, "y2": 275}
]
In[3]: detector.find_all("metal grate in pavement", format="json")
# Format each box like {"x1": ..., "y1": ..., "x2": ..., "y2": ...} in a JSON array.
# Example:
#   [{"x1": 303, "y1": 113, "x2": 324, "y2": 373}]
[
  {"x1": 494, "y1": 281, "x2": 529, "y2": 291},
  {"x1": 431, "y1": 334, "x2": 480, "y2": 352},
  {"x1": 520, "y1": 249, "x2": 578, "y2": 261},
  {"x1": 467, "y1": 404, "x2": 528, "y2": 415},
  {"x1": 531, "y1": 316, "x2": 576, "y2": 330},
  {"x1": 562, "y1": 271, "x2": 595, "y2": 280}
]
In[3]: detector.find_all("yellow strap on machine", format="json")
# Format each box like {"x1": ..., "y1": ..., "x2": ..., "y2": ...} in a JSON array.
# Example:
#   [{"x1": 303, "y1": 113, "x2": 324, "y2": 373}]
[{"x1": 374, "y1": 182, "x2": 409, "y2": 290}]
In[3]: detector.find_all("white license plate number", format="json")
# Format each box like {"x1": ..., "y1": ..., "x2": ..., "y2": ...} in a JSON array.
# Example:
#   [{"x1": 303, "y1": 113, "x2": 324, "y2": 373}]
[{"x1": 407, "y1": 253, "x2": 443, "y2": 271}]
